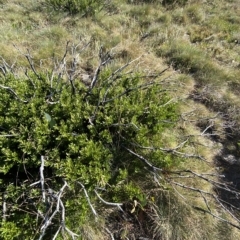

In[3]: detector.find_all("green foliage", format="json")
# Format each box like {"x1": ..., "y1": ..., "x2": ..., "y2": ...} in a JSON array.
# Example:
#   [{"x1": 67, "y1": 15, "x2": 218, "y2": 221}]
[
  {"x1": 0, "y1": 221, "x2": 21, "y2": 240},
  {"x1": 0, "y1": 62, "x2": 179, "y2": 238},
  {"x1": 45, "y1": 0, "x2": 104, "y2": 15}
]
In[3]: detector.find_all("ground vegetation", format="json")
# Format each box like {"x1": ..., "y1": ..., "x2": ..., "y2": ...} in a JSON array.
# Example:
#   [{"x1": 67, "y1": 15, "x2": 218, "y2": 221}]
[{"x1": 0, "y1": 0, "x2": 240, "y2": 239}]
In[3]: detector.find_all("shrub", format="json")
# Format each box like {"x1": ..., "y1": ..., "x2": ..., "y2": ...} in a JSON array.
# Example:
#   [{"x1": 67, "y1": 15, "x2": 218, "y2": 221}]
[{"x1": 0, "y1": 49, "x2": 179, "y2": 238}]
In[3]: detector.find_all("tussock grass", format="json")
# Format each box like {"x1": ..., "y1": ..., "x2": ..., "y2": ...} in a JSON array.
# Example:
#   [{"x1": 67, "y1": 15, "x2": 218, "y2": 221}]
[
  {"x1": 148, "y1": 186, "x2": 236, "y2": 240},
  {"x1": 156, "y1": 40, "x2": 232, "y2": 85}
]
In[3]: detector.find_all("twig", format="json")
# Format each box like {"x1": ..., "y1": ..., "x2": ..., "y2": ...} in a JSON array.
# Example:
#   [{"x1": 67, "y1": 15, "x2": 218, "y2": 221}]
[
  {"x1": 170, "y1": 180, "x2": 240, "y2": 230},
  {"x1": 127, "y1": 138, "x2": 188, "y2": 152},
  {"x1": 193, "y1": 206, "x2": 240, "y2": 230},
  {"x1": 171, "y1": 180, "x2": 215, "y2": 196},
  {"x1": 77, "y1": 182, "x2": 98, "y2": 217},
  {"x1": 199, "y1": 123, "x2": 214, "y2": 136},
  {"x1": 101, "y1": 56, "x2": 144, "y2": 101},
  {"x1": 94, "y1": 189, "x2": 123, "y2": 211},
  {"x1": 39, "y1": 181, "x2": 70, "y2": 239},
  {"x1": 214, "y1": 195, "x2": 240, "y2": 224},
  {"x1": 106, "y1": 55, "x2": 143, "y2": 83},
  {"x1": 102, "y1": 79, "x2": 169, "y2": 104},
  {"x1": 0, "y1": 134, "x2": 17, "y2": 137},
  {"x1": 64, "y1": 226, "x2": 79, "y2": 240},
  {"x1": 126, "y1": 139, "x2": 207, "y2": 162},
  {"x1": 200, "y1": 191, "x2": 211, "y2": 212},
  {"x1": 26, "y1": 49, "x2": 40, "y2": 78},
  {"x1": 171, "y1": 170, "x2": 240, "y2": 196},
  {"x1": 52, "y1": 226, "x2": 62, "y2": 240},
  {"x1": 0, "y1": 56, "x2": 16, "y2": 75},
  {"x1": 90, "y1": 47, "x2": 112, "y2": 90},
  {"x1": 105, "y1": 227, "x2": 115, "y2": 240},
  {"x1": 40, "y1": 156, "x2": 45, "y2": 203},
  {"x1": 0, "y1": 84, "x2": 28, "y2": 103},
  {"x1": 124, "y1": 147, "x2": 162, "y2": 172},
  {"x1": 13, "y1": 45, "x2": 40, "y2": 79},
  {"x1": 29, "y1": 181, "x2": 40, "y2": 187},
  {"x1": 170, "y1": 183, "x2": 187, "y2": 201},
  {"x1": 2, "y1": 192, "x2": 7, "y2": 220}
]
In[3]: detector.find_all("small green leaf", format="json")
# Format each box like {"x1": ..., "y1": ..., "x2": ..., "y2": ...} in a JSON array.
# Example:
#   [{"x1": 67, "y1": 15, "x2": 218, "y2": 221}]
[
  {"x1": 44, "y1": 112, "x2": 52, "y2": 122},
  {"x1": 44, "y1": 112, "x2": 56, "y2": 128}
]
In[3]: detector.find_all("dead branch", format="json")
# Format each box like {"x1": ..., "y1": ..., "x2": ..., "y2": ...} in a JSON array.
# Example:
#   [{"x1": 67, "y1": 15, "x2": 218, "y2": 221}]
[
  {"x1": 101, "y1": 56, "x2": 144, "y2": 102},
  {"x1": 2, "y1": 192, "x2": 7, "y2": 220},
  {"x1": 105, "y1": 227, "x2": 115, "y2": 240},
  {"x1": 214, "y1": 195, "x2": 240, "y2": 224},
  {"x1": 40, "y1": 156, "x2": 46, "y2": 203},
  {"x1": 28, "y1": 156, "x2": 79, "y2": 240},
  {"x1": 0, "y1": 83, "x2": 28, "y2": 103},
  {"x1": 39, "y1": 180, "x2": 77, "y2": 240},
  {"x1": 52, "y1": 226, "x2": 61, "y2": 240},
  {"x1": 82, "y1": 46, "x2": 113, "y2": 95},
  {"x1": 169, "y1": 169, "x2": 240, "y2": 196},
  {"x1": 0, "y1": 134, "x2": 17, "y2": 137},
  {"x1": 124, "y1": 138, "x2": 208, "y2": 162},
  {"x1": 77, "y1": 182, "x2": 98, "y2": 217},
  {"x1": 13, "y1": 45, "x2": 40, "y2": 79},
  {"x1": 200, "y1": 191, "x2": 211, "y2": 212},
  {"x1": 169, "y1": 180, "x2": 240, "y2": 230},
  {"x1": 193, "y1": 205, "x2": 240, "y2": 230},
  {"x1": 0, "y1": 56, "x2": 16, "y2": 76},
  {"x1": 102, "y1": 79, "x2": 170, "y2": 104},
  {"x1": 101, "y1": 65, "x2": 170, "y2": 103},
  {"x1": 124, "y1": 147, "x2": 162, "y2": 172},
  {"x1": 61, "y1": 41, "x2": 76, "y2": 93},
  {"x1": 24, "y1": 69, "x2": 37, "y2": 89},
  {"x1": 106, "y1": 55, "x2": 144, "y2": 83},
  {"x1": 94, "y1": 189, "x2": 123, "y2": 211}
]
